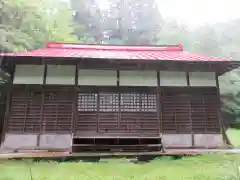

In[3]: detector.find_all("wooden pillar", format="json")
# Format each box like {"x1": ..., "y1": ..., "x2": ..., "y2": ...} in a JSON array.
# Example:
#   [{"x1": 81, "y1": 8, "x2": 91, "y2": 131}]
[
  {"x1": 41, "y1": 62, "x2": 47, "y2": 128},
  {"x1": 72, "y1": 62, "x2": 79, "y2": 134},
  {"x1": 1, "y1": 61, "x2": 15, "y2": 143},
  {"x1": 156, "y1": 71, "x2": 163, "y2": 151},
  {"x1": 39, "y1": 62, "x2": 47, "y2": 136},
  {"x1": 186, "y1": 71, "x2": 194, "y2": 147},
  {"x1": 43, "y1": 63, "x2": 47, "y2": 85},
  {"x1": 75, "y1": 62, "x2": 78, "y2": 86},
  {"x1": 156, "y1": 71, "x2": 162, "y2": 135},
  {"x1": 1, "y1": 90, "x2": 11, "y2": 144},
  {"x1": 215, "y1": 72, "x2": 231, "y2": 145}
]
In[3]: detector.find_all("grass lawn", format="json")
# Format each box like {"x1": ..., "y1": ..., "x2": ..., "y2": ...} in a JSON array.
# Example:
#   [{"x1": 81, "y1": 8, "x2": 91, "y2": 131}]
[
  {"x1": 227, "y1": 128, "x2": 240, "y2": 147},
  {"x1": 1, "y1": 155, "x2": 240, "y2": 180},
  {"x1": 0, "y1": 128, "x2": 239, "y2": 180}
]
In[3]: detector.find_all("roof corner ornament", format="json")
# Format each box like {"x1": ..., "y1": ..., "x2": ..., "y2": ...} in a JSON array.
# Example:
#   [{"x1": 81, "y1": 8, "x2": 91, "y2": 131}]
[{"x1": 178, "y1": 44, "x2": 183, "y2": 51}]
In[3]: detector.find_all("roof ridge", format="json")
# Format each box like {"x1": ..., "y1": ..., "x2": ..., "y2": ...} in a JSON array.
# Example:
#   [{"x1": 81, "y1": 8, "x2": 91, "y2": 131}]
[{"x1": 46, "y1": 42, "x2": 183, "y2": 52}]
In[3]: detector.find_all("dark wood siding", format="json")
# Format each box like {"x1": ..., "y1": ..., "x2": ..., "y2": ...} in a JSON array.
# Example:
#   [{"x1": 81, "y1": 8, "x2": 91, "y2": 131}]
[
  {"x1": 5, "y1": 86, "x2": 220, "y2": 136},
  {"x1": 7, "y1": 87, "x2": 74, "y2": 133},
  {"x1": 161, "y1": 87, "x2": 220, "y2": 134},
  {"x1": 42, "y1": 89, "x2": 73, "y2": 133},
  {"x1": 7, "y1": 91, "x2": 42, "y2": 133}
]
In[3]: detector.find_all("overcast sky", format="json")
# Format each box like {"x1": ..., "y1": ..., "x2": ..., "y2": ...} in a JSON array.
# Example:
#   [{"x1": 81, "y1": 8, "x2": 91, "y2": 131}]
[
  {"x1": 99, "y1": 0, "x2": 240, "y2": 28},
  {"x1": 159, "y1": 0, "x2": 240, "y2": 28}
]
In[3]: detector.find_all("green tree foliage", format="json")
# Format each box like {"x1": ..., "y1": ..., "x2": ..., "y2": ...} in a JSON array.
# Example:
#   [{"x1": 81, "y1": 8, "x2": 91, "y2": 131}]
[
  {"x1": 157, "y1": 21, "x2": 191, "y2": 48},
  {"x1": 70, "y1": 0, "x2": 104, "y2": 43},
  {"x1": 0, "y1": 0, "x2": 78, "y2": 52},
  {"x1": 71, "y1": 0, "x2": 163, "y2": 45},
  {"x1": 1, "y1": 0, "x2": 240, "y2": 122},
  {"x1": 102, "y1": 0, "x2": 163, "y2": 45}
]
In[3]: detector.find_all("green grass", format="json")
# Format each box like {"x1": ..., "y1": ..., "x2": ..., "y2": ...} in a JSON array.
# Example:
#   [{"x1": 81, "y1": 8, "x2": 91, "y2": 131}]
[
  {"x1": 0, "y1": 128, "x2": 239, "y2": 180},
  {"x1": 227, "y1": 128, "x2": 240, "y2": 147},
  {"x1": 0, "y1": 155, "x2": 240, "y2": 180}
]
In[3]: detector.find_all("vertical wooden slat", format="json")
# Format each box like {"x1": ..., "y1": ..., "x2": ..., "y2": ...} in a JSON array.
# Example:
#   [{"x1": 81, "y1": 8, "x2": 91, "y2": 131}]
[
  {"x1": 97, "y1": 92, "x2": 100, "y2": 133},
  {"x1": 42, "y1": 91, "x2": 46, "y2": 133},
  {"x1": 40, "y1": 91, "x2": 44, "y2": 133},
  {"x1": 72, "y1": 89, "x2": 77, "y2": 134},
  {"x1": 139, "y1": 91, "x2": 143, "y2": 134},
  {"x1": 55, "y1": 98, "x2": 59, "y2": 132},
  {"x1": 203, "y1": 99, "x2": 207, "y2": 133},
  {"x1": 117, "y1": 70, "x2": 120, "y2": 129},
  {"x1": 23, "y1": 92, "x2": 29, "y2": 132}
]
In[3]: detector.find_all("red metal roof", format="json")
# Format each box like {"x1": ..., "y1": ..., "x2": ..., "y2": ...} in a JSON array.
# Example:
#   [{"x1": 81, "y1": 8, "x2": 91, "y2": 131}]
[{"x1": 3, "y1": 42, "x2": 232, "y2": 61}]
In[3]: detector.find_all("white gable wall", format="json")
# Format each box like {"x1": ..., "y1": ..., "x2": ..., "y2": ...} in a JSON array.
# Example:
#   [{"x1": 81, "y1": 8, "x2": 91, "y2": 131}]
[
  {"x1": 119, "y1": 71, "x2": 157, "y2": 86},
  {"x1": 13, "y1": 65, "x2": 44, "y2": 84},
  {"x1": 78, "y1": 70, "x2": 117, "y2": 86},
  {"x1": 189, "y1": 72, "x2": 216, "y2": 86},
  {"x1": 46, "y1": 65, "x2": 75, "y2": 85},
  {"x1": 160, "y1": 71, "x2": 187, "y2": 86},
  {"x1": 13, "y1": 64, "x2": 217, "y2": 87}
]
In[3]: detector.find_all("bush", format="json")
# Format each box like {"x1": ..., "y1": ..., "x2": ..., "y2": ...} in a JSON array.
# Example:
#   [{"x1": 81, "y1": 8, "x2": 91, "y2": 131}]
[{"x1": 229, "y1": 122, "x2": 240, "y2": 129}]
